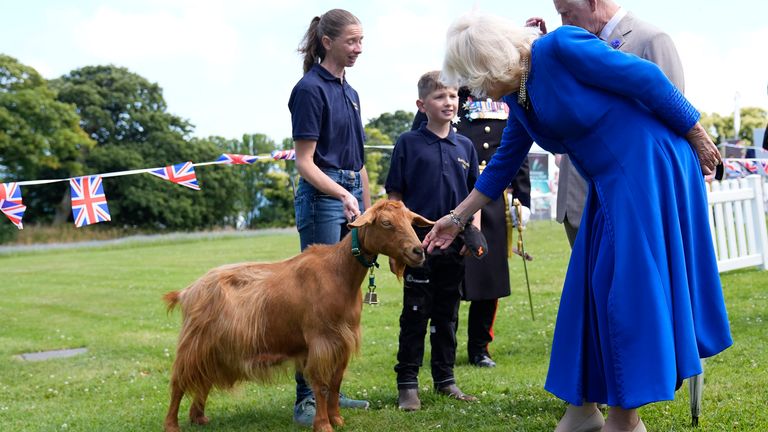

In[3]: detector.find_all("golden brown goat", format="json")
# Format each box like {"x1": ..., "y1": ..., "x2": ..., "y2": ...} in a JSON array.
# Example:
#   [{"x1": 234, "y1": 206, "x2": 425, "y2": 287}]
[{"x1": 163, "y1": 200, "x2": 433, "y2": 432}]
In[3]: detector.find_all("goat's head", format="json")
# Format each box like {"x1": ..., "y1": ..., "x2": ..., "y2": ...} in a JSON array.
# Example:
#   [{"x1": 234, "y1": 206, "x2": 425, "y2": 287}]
[{"x1": 348, "y1": 200, "x2": 433, "y2": 278}]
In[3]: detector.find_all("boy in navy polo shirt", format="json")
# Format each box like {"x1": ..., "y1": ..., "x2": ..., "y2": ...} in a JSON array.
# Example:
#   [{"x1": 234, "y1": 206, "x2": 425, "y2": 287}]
[{"x1": 385, "y1": 71, "x2": 479, "y2": 411}]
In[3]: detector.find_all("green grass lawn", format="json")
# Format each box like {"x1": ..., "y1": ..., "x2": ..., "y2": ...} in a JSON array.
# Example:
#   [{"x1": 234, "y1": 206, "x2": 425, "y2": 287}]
[{"x1": 0, "y1": 221, "x2": 766, "y2": 431}]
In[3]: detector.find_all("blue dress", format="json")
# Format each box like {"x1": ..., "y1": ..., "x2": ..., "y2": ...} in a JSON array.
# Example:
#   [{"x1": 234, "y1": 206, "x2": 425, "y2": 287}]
[{"x1": 474, "y1": 26, "x2": 732, "y2": 409}]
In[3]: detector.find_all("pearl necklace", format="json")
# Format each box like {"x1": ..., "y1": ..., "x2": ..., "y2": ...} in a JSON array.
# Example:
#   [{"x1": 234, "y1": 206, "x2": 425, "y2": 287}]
[{"x1": 517, "y1": 56, "x2": 530, "y2": 109}]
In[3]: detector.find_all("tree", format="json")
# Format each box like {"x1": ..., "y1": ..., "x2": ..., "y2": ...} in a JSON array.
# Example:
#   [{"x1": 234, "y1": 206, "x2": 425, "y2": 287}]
[
  {"x1": 699, "y1": 112, "x2": 727, "y2": 143},
  {"x1": 51, "y1": 65, "x2": 240, "y2": 229},
  {"x1": 363, "y1": 127, "x2": 391, "y2": 200},
  {"x1": 366, "y1": 110, "x2": 414, "y2": 143},
  {"x1": 364, "y1": 111, "x2": 412, "y2": 201},
  {"x1": 700, "y1": 107, "x2": 768, "y2": 146},
  {"x1": 736, "y1": 107, "x2": 768, "y2": 146},
  {"x1": 223, "y1": 134, "x2": 298, "y2": 228},
  {"x1": 0, "y1": 55, "x2": 94, "y2": 224}
]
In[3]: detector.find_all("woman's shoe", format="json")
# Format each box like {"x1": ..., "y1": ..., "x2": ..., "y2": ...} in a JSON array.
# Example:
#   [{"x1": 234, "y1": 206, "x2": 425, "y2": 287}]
[
  {"x1": 554, "y1": 404, "x2": 605, "y2": 432},
  {"x1": 603, "y1": 417, "x2": 646, "y2": 432},
  {"x1": 631, "y1": 419, "x2": 646, "y2": 432}
]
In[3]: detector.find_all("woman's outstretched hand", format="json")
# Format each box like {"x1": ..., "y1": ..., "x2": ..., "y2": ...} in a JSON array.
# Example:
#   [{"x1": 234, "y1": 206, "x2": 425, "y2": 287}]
[
  {"x1": 422, "y1": 214, "x2": 463, "y2": 254},
  {"x1": 686, "y1": 123, "x2": 722, "y2": 175}
]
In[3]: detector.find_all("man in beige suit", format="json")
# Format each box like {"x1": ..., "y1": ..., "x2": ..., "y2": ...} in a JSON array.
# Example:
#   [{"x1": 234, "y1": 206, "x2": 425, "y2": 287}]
[
  {"x1": 529, "y1": 0, "x2": 685, "y2": 248},
  {"x1": 528, "y1": 1, "x2": 685, "y2": 431}
]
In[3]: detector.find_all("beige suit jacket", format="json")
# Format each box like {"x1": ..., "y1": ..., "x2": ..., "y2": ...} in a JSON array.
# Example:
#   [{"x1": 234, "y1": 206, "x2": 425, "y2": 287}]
[{"x1": 556, "y1": 12, "x2": 685, "y2": 228}]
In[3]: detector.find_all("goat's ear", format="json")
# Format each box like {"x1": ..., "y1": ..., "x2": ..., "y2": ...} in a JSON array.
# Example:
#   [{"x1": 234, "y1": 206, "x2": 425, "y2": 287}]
[
  {"x1": 348, "y1": 210, "x2": 374, "y2": 228},
  {"x1": 410, "y1": 211, "x2": 435, "y2": 227}
]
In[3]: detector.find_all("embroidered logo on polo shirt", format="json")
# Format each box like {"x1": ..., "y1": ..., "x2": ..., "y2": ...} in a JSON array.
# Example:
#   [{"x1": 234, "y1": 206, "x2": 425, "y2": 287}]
[
  {"x1": 463, "y1": 97, "x2": 509, "y2": 121},
  {"x1": 405, "y1": 274, "x2": 429, "y2": 284},
  {"x1": 457, "y1": 157, "x2": 470, "y2": 170}
]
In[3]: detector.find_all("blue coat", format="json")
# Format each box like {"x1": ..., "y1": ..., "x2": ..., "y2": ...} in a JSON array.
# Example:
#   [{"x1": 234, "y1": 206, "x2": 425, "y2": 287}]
[{"x1": 475, "y1": 26, "x2": 732, "y2": 409}]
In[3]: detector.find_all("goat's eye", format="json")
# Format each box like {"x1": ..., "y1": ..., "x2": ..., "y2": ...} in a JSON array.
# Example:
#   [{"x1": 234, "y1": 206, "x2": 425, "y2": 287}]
[{"x1": 381, "y1": 220, "x2": 393, "y2": 228}]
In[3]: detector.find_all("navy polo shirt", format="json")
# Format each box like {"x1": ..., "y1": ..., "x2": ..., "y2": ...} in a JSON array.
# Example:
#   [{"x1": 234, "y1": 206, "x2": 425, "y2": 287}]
[
  {"x1": 288, "y1": 64, "x2": 366, "y2": 171},
  {"x1": 385, "y1": 123, "x2": 479, "y2": 221}
]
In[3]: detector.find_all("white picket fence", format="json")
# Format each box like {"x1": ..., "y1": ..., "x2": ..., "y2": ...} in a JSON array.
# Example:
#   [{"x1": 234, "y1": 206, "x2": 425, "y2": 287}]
[{"x1": 706, "y1": 175, "x2": 768, "y2": 273}]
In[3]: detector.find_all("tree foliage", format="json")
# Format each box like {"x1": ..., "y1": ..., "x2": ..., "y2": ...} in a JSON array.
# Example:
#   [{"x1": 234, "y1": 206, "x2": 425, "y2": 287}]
[
  {"x1": 364, "y1": 111, "x2": 413, "y2": 200},
  {"x1": 363, "y1": 127, "x2": 391, "y2": 200},
  {"x1": 226, "y1": 133, "x2": 295, "y2": 228},
  {"x1": 50, "y1": 65, "x2": 241, "y2": 229},
  {"x1": 0, "y1": 55, "x2": 94, "y2": 224},
  {"x1": 700, "y1": 107, "x2": 768, "y2": 146},
  {"x1": 4, "y1": 51, "x2": 554, "y2": 234},
  {"x1": 366, "y1": 110, "x2": 414, "y2": 143}
]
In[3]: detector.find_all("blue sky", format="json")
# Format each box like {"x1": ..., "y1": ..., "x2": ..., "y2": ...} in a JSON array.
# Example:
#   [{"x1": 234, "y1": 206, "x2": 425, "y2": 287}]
[{"x1": 2, "y1": 0, "x2": 766, "y2": 143}]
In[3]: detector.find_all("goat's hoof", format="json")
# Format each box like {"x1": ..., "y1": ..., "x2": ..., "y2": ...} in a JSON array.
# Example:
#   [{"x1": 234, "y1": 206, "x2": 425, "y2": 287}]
[
  {"x1": 163, "y1": 421, "x2": 181, "y2": 432},
  {"x1": 330, "y1": 415, "x2": 345, "y2": 427},
  {"x1": 312, "y1": 422, "x2": 334, "y2": 432},
  {"x1": 191, "y1": 415, "x2": 209, "y2": 425}
]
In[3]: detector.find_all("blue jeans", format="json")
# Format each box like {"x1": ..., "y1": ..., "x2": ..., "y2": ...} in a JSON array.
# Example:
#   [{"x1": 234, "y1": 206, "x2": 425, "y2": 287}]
[
  {"x1": 293, "y1": 168, "x2": 364, "y2": 403},
  {"x1": 294, "y1": 168, "x2": 364, "y2": 251}
]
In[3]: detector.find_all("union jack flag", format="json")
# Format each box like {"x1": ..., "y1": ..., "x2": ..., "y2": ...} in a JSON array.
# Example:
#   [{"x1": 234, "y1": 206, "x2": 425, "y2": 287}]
[
  {"x1": 723, "y1": 160, "x2": 742, "y2": 178},
  {"x1": 271, "y1": 149, "x2": 296, "y2": 160},
  {"x1": 743, "y1": 160, "x2": 759, "y2": 174},
  {"x1": 70, "y1": 176, "x2": 111, "y2": 227},
  {"x1": 0, "y1": 182, "x2": 26, "y2": 229},
  {"x1": 216, "y1": 153, "x2": 258, "y2": 165},
  {"x1": 148, "y1": 161, "x2": 201, "y2": 190}
]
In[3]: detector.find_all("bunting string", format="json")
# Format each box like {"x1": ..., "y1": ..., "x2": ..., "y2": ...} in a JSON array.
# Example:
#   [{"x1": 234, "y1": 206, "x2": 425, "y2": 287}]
[
  {"x1": 722, "y1": 158, "x2": 768, "y2": 178},
  {"x1": 11, "y1": 153, "x2": 278, "y2": 187},
  {"x1": 1, "y1": 146, "x2": 395, "y2": 229},
  {"x1": 0, "y1": 152, "x2": 283, "y2": 229}
]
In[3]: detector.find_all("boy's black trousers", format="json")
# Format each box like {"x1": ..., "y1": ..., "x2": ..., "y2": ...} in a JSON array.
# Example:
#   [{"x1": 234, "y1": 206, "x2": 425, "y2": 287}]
[{"x1": 395, "y1": 245, "x2": 465, "y2": 390}]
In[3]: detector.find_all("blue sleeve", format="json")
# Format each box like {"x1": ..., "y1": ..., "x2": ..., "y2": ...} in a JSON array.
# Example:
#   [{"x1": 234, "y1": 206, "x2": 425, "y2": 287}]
[
  {"x1": 552, "y1": 26, "x2": 698, "y2": 136},
  {"x1": 289, "y1": 86, "x2": 323, "y2": 141},
  {"x1": 385, "y1": 136, "x2": 406, "y2": 194},
  {"x1": 474, "y1": 109, "x2": 533, "y2": 200}
]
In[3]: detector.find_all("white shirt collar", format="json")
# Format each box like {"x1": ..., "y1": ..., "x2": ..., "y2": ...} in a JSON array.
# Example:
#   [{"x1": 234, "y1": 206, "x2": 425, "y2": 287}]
[{"x1": 599, "y1": 7, "x2": 627, "y2": 40}]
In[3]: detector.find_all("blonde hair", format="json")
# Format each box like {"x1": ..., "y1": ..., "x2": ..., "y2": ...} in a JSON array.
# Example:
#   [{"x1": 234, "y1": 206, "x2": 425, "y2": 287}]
[
  {"x1": 417, "y1": 70, "x2": 454, "y2": 100},
  {"x1": 442, "y1": 13, "x2": 540, "y2": 98}
]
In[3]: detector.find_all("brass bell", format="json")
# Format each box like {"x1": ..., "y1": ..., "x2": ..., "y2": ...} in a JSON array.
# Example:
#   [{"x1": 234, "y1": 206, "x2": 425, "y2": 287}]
[{"x1": 364, "y1": 291, "x2": 379, "y2": 305}]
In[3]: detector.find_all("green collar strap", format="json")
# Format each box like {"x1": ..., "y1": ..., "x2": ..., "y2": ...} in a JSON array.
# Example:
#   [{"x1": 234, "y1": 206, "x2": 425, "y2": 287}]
[{"x1": 351, "y1": 228, "x2": 379, "y2": 268}]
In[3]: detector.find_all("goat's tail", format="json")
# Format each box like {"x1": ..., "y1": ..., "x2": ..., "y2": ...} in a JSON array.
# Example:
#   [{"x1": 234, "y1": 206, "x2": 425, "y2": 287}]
[{"x1": 163, "y1": 291, "x2": 181, "y2": 314}]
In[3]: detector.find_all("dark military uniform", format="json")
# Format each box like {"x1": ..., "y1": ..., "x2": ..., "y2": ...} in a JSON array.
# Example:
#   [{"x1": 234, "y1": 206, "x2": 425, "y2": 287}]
[{"x1": 412, "y1": 87, "x2": 531, "y2": 365}]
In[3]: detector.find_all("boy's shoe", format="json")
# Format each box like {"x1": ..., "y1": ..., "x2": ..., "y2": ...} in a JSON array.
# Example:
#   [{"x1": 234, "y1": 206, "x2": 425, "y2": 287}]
[
  {"x1": 436, "y1": 384, "x2": 478, "y2": 402},
  {"x1": 293, "y1": 397, "x2": 316, "y2": 427},
  {"x1": 397, "y1": 388, "x2": 421, "y2": 411},
  {"x1": 339, "y1": 393, "x2": 370, "y2": 409},
  {"x1": 471, "y1": 354, "x2": 497, "y2": 368}
]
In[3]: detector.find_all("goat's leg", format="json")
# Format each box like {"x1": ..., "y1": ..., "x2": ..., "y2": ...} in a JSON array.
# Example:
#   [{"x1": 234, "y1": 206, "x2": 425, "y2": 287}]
[
  {"x1": 189, "y1": 382, "x2": 212, "y2": 425},
  {"x1": 309, "y1": 379, "x2": 334, "y2": 432},
  {"x1": 163, "y1": 378, "x2": 184, "y2": 432},
  {"x1": 326, "y1": 357, "x2": 349, "y2": 427}
]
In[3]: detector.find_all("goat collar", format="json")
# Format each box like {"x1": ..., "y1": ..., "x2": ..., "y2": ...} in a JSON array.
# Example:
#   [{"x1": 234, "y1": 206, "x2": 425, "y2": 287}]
[{"x1": 351, "y1": 227, "x2": 379, "y2": 268}]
